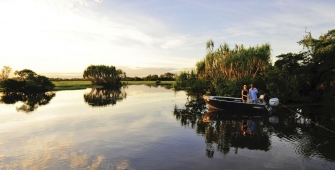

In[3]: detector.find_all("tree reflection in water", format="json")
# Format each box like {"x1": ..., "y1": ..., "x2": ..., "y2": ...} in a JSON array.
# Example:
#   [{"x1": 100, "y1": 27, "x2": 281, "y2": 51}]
[
  {"x1": 144, "y1": 84, "x2": 173, "y2": 90},
  {"x1": 173, "y1": 93, "x2": 270, "y2": 157},
  {"x1": 174, "y1": 95, "x2": 335, "y2": 161},
  {"x1": 0, "y1": 92, "x2": 55, "y2": 113},
  {"x1": 203, "y1": 110, "x2": 271, "y2": 157},
  {"x1": 84, "y1": 87, "x2": 127, "y2": 107},
  {"x1": 173, "y1": 93, "x2": 207, "y2": 129}
]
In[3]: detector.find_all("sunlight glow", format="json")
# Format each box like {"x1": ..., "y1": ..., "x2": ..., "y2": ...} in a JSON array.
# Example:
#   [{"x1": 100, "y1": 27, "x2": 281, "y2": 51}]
[
  {"x1": 1, "y1": 0, "x2": 334, "y2": 77},
  {"x1": 0, "y1": 0, "x2": 197, "y2": 75}
]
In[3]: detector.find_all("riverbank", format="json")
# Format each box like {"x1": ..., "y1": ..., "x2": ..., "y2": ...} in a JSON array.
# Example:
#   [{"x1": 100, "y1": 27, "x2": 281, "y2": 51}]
[{"x1": 52, "y1": 80, "x2": 175, "y2": 91}]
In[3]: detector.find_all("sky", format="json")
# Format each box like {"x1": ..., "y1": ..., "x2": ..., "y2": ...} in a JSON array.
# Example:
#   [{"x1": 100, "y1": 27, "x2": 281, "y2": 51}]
[{"x1": 1, "y1": 0, "x2": 335, "y2": 78}]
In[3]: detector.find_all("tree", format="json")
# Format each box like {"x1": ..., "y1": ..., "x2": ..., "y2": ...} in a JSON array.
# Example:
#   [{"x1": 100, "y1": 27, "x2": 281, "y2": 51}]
[
  {"x1": 14, "y1": 69, "x2": 37, "y2": 80},
  {"x1": 83, "y1": 65, "x2": 126, "y2": 87},
  {"x1": 159, "y1": 72, "x2": 176, "y2": 80},
  {"x1": 143, "y1": 74, "x2": 159, "y2": 81},
  {"x1": 262, "y1": 66, "x2": 303, "y2": 103},
  {"x1": 134, "y1": 76, "x2": 143, "y2": 81},
  {"x1": 151, "y1": 74, "x2": 158, "y2": 80},
  {"x1": 298, "y1": 29, "x2": 335, "y2": 92},
  {"x1": 0, "y1": 69, "x2": 54, "y2": 93},
  {"x1": 174, "y1": 70, "x2": 207, "y2": 93},
  {"x1": 0, "y1": 66, "x2": 12, "y2": 80},
  {"x1": 269, "y1": 29, "x2": 335, "y2": 102},
  {"x1": 26, "y1": 75, "x2": 55, "y2": 93},
  {"x1": 177, "y1": 40, "x2": 272, "y2": 96}
]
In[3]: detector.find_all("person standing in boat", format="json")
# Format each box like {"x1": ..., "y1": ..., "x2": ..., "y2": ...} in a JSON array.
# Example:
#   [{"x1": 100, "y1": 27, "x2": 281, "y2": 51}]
[
  {"x1": 241, "y1": 85, "x2": 248, "y2": 103},
  {"x1": 248, "y1": 84, "x2": 258, "y2": 103}
]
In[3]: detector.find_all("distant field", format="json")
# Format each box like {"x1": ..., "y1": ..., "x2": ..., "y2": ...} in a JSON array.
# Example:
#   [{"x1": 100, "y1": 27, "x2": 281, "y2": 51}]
[
  {"x1": 52, "y1": 80, "x2": 100, "y2": 91},
  {"x1": 52, "y1": 80, "x2": 175, "y2": 91}
]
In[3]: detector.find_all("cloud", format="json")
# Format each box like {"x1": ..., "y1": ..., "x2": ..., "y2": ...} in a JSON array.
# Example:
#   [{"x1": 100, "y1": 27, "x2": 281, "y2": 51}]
[
  {"x1": 196, "y1": 0, "x2": 335, "y2": 58},
  {"x1": 0, "y1": 0, "x2": 208, "y2": 74},
  {"x1": 93, "y1": 0, "x2": 103, "y2": 3},
  {"x1": 1, "y1": 0, "x2": 334, "y2": 75},
  {"x1": 160, "y1": 35, "x2": 206, "y2": 49}
]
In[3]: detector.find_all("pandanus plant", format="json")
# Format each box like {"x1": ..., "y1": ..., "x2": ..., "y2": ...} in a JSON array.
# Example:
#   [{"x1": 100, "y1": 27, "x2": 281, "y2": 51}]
[{"x1": 195, "y1": 40, "x2": 271, "y2": 93}]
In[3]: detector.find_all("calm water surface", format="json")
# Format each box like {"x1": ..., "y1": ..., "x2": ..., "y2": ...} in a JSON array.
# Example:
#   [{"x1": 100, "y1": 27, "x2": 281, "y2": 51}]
[{"x1": 0, "y1": 85, "x2": 335, "y2": 170}]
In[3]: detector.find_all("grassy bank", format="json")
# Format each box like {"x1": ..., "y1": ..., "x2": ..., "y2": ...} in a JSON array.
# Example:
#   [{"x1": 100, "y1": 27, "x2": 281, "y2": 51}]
[
  {"x1": 51, "y1": 80, "x2": 175, "y2": 91},
  {"x1": 52, "y1": 80, "x2": 101, "y2": 91}
]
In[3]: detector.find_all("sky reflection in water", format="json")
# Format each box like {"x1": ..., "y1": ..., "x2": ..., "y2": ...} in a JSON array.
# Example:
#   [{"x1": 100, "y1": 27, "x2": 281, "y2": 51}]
[{"x1": 0, "y1": 85, "x2": 335, "y2": 170}]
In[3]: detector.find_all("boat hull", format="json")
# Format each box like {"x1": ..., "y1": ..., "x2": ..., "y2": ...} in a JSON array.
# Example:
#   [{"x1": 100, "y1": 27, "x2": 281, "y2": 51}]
[{"x1": 203, "y1": 95, "x2": 271, "y2": 113}]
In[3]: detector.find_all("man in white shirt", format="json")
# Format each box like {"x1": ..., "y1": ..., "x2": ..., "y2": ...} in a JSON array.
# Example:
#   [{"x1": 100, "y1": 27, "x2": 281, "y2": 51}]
[{"x1": 248, "y1": 84, "x2": 258, "y2": 103}]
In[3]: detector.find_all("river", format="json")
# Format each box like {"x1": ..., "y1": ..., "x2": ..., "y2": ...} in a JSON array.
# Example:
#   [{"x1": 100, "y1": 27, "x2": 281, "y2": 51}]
[{"x1": 0, "y1": 85, "x2": 334, "y2": 170}]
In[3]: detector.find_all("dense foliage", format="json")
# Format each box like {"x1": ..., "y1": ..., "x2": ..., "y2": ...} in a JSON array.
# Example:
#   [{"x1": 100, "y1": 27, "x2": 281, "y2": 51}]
[
  {"x1": 266, "y1": 29, "x2": 335, "y2": 102},
  {"x1": 175, "y1": 29, "x2": 335, "y2": 103},
  {"x1": 0, "y1": 69, "x2": 55, "y2": 93},
  {"x1": 83, "y1": 65, "x2": 126, "y2": 87},
  {"x1": 175, "y1": 41, "x2": 271, "y2": 96}
]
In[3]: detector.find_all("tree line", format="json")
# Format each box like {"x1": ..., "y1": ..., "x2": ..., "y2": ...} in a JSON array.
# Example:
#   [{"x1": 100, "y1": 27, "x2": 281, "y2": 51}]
[
  {"x1": 122, "y1": 72, "x2": 176, "y2": 81},
  {"x1": 0, "y1": 65, "x2": 175, "y2": 94},
  {"x1": 175, "y1": 29, "x2": 335, "y2": 103},
  {"x1": 0, "y1": 69, "x2": 55, "y2": 93},
  {"x1": 1, "y1": 66, "x2": 176, "y2": 82}
]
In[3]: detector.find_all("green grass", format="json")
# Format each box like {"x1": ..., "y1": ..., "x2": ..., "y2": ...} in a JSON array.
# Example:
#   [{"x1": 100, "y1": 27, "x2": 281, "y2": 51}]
[
  {"x1": 51, "y1": 80, "x2": 175, "y2": 91},
  {"x1": 52, "y1": 80, "x2": 102, "y2": 91}
]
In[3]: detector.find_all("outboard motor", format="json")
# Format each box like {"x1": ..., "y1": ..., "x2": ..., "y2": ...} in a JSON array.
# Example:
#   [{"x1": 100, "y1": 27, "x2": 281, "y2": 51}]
[
  {"x1": 269, "y1": 98, "x2": 279, "y2": 113},
  {"x1": 269, "y1": 98, "x2": 279, "y2": 106}
]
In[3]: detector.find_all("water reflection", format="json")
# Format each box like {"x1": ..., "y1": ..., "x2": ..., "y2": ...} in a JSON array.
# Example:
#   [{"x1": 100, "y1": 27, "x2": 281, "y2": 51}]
[
  {"x1": 83, "y1": 87, "x2": 127, "y2": 107},
  {"x1": 174, "y1": 104, "x2": 270, "y2": 158},
  {"x1": 144, "y1": 84, "x2": 173, "y2": 89},
  {"x1": 0, "y1": 137, "x2": 132, "y2": 170},
  {"x1": 173, "y1": 94, "x2": 207, "y2": 129},
  {"x1": 270, "y1": 105, "x2": 335, "y2": 162},
  {"x1": 203, "y1": 110, "x2": 270, "y2": 157},
  {"x1": 269, "y1": 115, "x2": 279, "y2": 124},
  {"x1": 0, "y1": 92, "x2": 55, "y2": 113},
  {"x1": 174, "y1": 94, "x2": 270, "y2": 157},
  {"x1": 1, "y1": 86, "x2": 335, "y2": 169},
  {"x1": 174, "y1": 93, "x2": 335, "y2": 161}
]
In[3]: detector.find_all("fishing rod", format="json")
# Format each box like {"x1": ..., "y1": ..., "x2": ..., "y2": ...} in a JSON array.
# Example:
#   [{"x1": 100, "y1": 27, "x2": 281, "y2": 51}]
[{"x1": 258, "y1": 89, "x2": 335, "y2": 134}]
